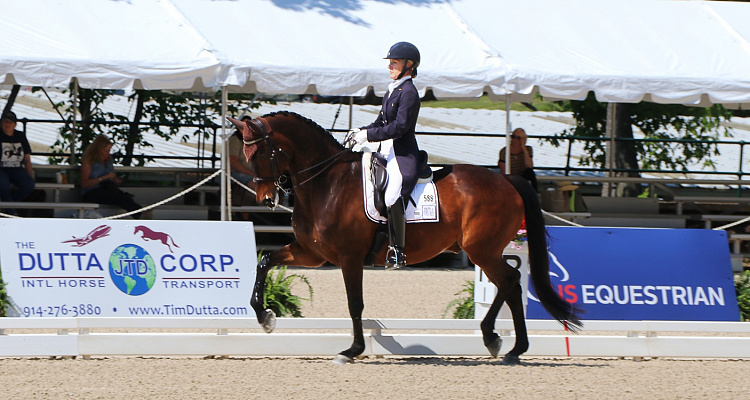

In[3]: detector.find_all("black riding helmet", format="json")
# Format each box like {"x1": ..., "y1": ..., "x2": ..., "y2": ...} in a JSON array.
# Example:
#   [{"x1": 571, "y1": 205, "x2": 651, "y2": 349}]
[{"x1": 384, "y1": 42, "x2": 420, "y2": 79}]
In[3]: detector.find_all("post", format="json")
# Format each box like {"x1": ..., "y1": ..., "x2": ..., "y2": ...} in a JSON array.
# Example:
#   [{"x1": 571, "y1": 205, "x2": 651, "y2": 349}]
[
  {"x1": 603, "y1": 102, "x2": 617, "y2": 197},
  {"x1": 71, "y1": 78, "x2": 78, "y2": 166},
  {"x1": 504, "y1": 94, "x2": 512, "y2": 174},
  {"x1": 348, "y1": 96, "x2": 354, "y2": 130},
  {"x1": 220, "y1": 87, "x2": 228, "y2": 221}
]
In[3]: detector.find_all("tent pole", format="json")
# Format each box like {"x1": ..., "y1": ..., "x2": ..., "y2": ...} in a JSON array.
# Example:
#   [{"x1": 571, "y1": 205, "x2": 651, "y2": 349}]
[
  {"x1": 71, "y1": 78, "x2": 78, "y2": 166},
  {"x1": 348, "y1": 96, "x2": 353, "y2": 130},
  {"x1": 221, "y1": 86, "x2": 228, "y2": 221},
  {"x1": 504, "y1": 94, "x2": 511, "y2": 174},
  {"x1": 603, "y1": 102, "x2": 616, "y2": 197}
]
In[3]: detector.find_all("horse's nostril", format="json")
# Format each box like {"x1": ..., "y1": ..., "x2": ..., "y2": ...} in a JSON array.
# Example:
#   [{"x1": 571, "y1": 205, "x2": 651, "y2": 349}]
[{"x1": 261, "y1": 198, "x2": 275, "y2": 208}]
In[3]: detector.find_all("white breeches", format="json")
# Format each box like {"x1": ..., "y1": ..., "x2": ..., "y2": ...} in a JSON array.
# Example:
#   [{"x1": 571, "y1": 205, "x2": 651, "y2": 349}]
[{"x1": 384, "y1": 150, "x2": 402, "y2": 207}]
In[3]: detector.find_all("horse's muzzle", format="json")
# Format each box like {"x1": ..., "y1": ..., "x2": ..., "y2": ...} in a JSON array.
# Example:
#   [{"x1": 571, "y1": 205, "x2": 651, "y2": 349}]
[
  {"x1": 261, "y1": 197, "x2": 276, "y2": 209},
  {"x1": 260, "y1": 191, "x2": 279, "y2": 210}
]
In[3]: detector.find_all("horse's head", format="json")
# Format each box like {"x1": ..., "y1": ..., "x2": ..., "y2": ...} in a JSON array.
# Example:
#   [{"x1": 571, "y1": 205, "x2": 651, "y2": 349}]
[
  {"x1": 229, "y1": 112, "x2": 348, "y2": 209},
  {"x1": 228, "y1": 116, "x2": 291, "y2": 208}
]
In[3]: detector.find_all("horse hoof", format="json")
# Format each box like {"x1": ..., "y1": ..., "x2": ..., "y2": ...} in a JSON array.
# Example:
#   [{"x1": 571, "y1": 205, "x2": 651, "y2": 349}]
[
  {"x1": 486, "y1": 337, "x2": 502, "y2": 358},
  {"x1": 501, "y1": 354, "x2": 521, "y2": 365},
  {"x1": 332, "y1": 354, "x2": 353, "y2": 365},
  {"x1": 261, "y1": 309, "x2": 276, "y2": 333}
]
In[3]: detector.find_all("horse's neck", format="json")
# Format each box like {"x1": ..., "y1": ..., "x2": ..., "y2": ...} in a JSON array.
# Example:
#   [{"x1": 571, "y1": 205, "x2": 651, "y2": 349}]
[
  {"x1": 289, "y1": 140, "x2": 344, "y2": 180},
  {"x1": 291, "y1": 152, "x2": 360, "y2": 206}
]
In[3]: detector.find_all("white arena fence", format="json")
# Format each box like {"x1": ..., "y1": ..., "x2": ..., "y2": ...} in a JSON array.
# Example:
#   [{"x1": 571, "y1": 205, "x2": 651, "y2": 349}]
[{"x1": 1, "y1": 317, "x2": 749, "y2": 359}]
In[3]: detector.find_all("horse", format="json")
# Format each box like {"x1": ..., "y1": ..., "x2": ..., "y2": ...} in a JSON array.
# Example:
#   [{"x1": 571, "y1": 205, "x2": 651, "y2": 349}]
[
  {"x1": 134, "y1": 225, "x2": 179, "y2": 253},
  {"x1": 228, "y1": 111, "x2": 582, "y2": 365}
]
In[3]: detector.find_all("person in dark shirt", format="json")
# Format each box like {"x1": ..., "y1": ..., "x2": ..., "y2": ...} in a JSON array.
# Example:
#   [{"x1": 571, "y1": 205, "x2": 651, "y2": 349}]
[{"x1": 0, "y1": 111, "x2": 35, "y2": 204}]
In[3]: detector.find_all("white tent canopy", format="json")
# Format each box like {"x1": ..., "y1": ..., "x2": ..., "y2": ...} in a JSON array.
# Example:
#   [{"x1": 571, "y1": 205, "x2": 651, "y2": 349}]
[
  {"x1": 454, "y1": 0, "x2": 750, "y2": 106},
  {"x1": 2, "y1": 0, "x2": 750, "y2": 106},
  {"x1": 170, "y1": 0, "x2": 506, "y2": 99},
  {"x1": 0, "y1": 0, "x2": 223, "y2": 90}
]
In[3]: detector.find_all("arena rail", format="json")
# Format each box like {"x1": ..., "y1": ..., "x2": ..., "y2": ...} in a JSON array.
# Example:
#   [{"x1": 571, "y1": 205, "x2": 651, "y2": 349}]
[{"x1": 0, "y1": 318, "x2": 748, "y2": 359}]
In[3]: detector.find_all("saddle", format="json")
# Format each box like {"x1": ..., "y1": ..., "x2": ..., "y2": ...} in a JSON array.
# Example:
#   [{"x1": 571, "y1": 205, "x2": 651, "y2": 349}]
[{"x1": 370, "y1": 150, "x2": 432, "y2": 217}]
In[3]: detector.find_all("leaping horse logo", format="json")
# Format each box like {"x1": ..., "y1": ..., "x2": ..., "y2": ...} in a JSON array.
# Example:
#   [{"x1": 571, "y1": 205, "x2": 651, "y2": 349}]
[{"x1": 134, "y1": 225, "x2": 180, "y2": 253}]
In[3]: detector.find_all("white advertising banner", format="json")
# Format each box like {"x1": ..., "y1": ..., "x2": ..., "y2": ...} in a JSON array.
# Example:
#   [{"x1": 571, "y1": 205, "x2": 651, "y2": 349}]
[{"x1": 0, "y1": 219, "x2": 257, "y2": 318}]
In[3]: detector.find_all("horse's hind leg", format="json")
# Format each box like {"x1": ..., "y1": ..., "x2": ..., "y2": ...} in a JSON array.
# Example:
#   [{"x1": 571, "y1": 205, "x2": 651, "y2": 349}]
[
  {"x1": 478, "y1": 262, "x2": 521, "y2": 359},
  {"x1": 501, "y1": 282, "x2": 529, "y2": 365}
]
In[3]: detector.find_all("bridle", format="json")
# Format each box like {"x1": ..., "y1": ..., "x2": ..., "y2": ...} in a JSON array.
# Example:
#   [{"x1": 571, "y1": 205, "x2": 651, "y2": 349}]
[
  {"x1": 244, "y1": 118, "x2": 291, "y2": 195},
  {"x1": 245, "y1": 117, "x2": 348, "y2": 195}
]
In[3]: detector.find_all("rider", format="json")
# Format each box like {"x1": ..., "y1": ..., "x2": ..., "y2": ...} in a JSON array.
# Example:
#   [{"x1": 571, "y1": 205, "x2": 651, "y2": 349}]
[{"x1": 349, "y1": 41, "x2": 422, "y2": 269}]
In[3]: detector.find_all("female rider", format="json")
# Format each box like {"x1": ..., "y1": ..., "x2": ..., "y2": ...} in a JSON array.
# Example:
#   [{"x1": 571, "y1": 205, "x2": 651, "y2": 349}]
[{"x1": 348, "y1": 42, "x2": 422, "y2": 269}]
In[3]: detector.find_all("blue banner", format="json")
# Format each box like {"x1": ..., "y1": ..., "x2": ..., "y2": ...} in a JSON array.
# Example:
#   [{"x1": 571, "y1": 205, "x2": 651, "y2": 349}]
[{"x1": 526, "y1": 227, "x2": 739, "y2": 321}]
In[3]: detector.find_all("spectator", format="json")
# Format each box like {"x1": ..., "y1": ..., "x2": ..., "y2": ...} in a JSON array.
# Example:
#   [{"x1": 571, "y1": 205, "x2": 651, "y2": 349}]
[
  {"x1": 80, "y1": 134, "x2": 145, "y2": 219},
  {"x1": 0, "y1": 111, "x2": 35, "y2": 207},
  {"x1": 498, "y1": 127, "x2": 538, "y2": 191}
]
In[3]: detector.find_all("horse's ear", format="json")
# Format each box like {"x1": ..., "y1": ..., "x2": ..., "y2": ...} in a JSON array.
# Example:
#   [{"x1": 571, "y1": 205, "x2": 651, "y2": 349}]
[
  {"x1": 227, "y1": 116, "x2": 256, "y2": 141},
  {"x1": 227, "y1": 117, "x2": 246, "y2": 131}
]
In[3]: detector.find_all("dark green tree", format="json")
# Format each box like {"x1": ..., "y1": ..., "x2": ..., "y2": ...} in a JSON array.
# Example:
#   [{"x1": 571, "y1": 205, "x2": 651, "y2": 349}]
[
  {"x1": 48, "y1": 87, "x2": 258, "y2": 166},
  {"x1": 548, "y1": 94, "x2": 733, "y2": 196}
]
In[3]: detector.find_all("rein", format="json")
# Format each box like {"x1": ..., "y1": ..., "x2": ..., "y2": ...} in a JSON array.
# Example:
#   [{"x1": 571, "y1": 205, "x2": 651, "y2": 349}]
[
  {"x1": 293, "y1": 149, "x2": 348, "y2": 188},
  {"x1": 247, "y1": 117, "x2": 349, "y2": 192}
]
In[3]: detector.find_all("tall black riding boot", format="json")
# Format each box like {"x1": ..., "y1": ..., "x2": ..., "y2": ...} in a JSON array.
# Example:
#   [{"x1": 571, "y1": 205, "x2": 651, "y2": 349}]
[{"x1": 385, "y1": 197, "x2": 407, "y2": 270}]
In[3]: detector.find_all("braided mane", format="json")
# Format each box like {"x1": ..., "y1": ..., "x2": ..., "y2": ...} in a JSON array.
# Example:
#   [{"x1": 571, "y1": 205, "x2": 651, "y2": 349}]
[{"x1": 262, "y1": 111, "x2": 345, "y2": 151}]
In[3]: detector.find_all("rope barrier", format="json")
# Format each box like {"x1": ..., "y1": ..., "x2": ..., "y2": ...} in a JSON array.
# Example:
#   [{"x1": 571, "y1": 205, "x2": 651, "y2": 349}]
[
  {"x1": 541, "y1": 210, "x2": 584, "y2": 227},
  {"x1": 713, "y1": 215, "x2": 750, "y2": 231},
  {"x1": 229, "y1": 176, "x2": 293, "y2": 213},
  {"x1": 100, "y1": 169, "x2": 222, "y2": 220}
]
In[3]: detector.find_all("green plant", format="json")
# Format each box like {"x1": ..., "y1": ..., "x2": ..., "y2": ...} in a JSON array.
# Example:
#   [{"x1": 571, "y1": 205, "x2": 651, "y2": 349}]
[
  {"x1": 0, "y1": 273, "x2": 7, "y2": 318},
  {"x1": 264, "y1": 265, "x2": 313, "y2": 318},
  {"x1": 443, "y1": 280, "x2": 475, "y2": 319},
  {"x1": 736, "y1": 271, "x2": 750, "y2": 321}
]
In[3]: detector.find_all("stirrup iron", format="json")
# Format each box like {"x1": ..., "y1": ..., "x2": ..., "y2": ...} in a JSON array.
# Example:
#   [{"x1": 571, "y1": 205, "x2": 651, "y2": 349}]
[{"x1": 385, "y1": 245, "x2": 406, "y2": 270}]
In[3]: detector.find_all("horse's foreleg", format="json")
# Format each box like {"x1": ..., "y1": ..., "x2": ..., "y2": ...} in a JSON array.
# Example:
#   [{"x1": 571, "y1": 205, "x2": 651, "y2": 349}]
[
  {"x1": 333, "y1": 264, "x2": 365, "y2": 365},
  {"x1": 501, "y1": 282, "x2": 528, "y2": 365},
  {"x1": 250, "y1": 252, "x2": 276, "y2": 333},
  {"x1": 250, "y1": 243, "x2": 326, "y2": 334}
]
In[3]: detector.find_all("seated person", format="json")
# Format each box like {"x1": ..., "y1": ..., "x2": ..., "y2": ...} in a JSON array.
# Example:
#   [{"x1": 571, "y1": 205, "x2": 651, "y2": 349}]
[
  {"x1": 0, "y1": 111, "x2": 35, "y2": 205},
  {"x1": 80, "y1": 134, "x2": 144, "y2": 219},
  {"x1": 498, "y1": 127, "x2": 538, "y2": 191}
]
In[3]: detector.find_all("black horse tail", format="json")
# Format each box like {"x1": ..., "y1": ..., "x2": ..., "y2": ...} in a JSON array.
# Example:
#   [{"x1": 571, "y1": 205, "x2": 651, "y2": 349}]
[{"x1": 506, "y1": 175, "x2": 583, "y2": 331}]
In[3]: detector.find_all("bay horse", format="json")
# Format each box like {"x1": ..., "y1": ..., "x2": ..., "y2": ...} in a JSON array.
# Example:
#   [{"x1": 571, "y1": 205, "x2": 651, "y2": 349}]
[{"x1": 229, "y1": 111, "x2": 581, "y2": 365}]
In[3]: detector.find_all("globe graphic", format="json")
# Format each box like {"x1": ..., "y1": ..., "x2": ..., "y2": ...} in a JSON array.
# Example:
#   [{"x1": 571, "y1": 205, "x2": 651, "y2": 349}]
[{"x1": 109, "y1": 244, "x2": 157, "y2": 296}]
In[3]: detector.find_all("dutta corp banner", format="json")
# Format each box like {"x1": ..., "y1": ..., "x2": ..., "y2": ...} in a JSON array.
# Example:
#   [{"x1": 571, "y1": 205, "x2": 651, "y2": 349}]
[
  {"x1": 0, "y1": 219, "x2": 257, "y2": 318},
  {"x1": 526, "y1": 227, "x2": 740, "y2": 321}
]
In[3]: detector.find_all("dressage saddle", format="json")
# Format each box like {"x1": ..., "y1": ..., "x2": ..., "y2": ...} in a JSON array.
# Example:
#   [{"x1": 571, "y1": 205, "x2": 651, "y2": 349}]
[{"x1": 370, "y1": 150, "x2": 432, "y2": 217}]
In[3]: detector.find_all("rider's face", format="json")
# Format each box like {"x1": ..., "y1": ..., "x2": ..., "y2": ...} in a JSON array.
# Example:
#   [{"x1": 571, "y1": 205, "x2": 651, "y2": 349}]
[{"x1": 388, "y1": 58, "x2": 408, "y2": 80}]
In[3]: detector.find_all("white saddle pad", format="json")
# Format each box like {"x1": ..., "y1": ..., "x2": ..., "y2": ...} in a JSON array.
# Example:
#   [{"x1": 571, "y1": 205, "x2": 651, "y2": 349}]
[{"x1": 361, "y1": 150, "x2": 439, "y2": 224}]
